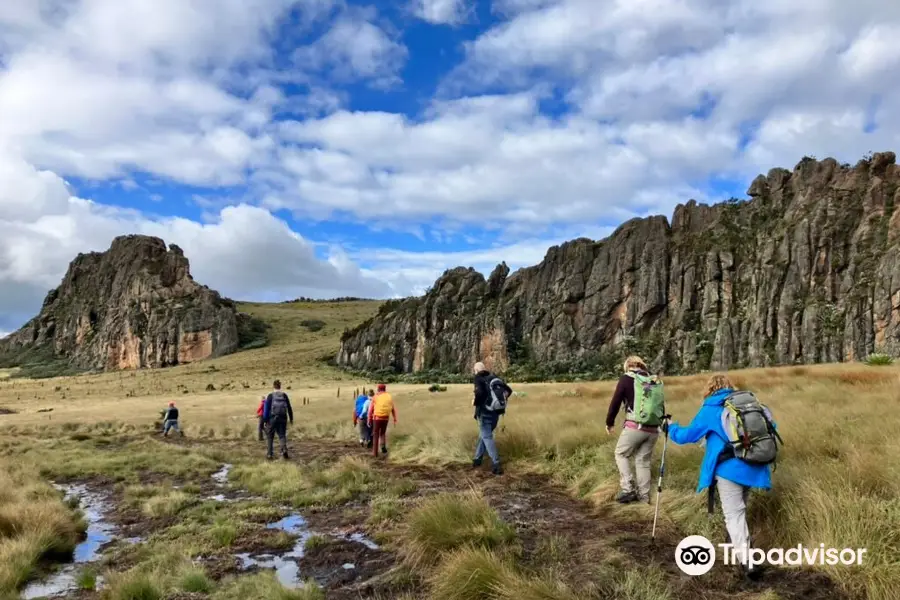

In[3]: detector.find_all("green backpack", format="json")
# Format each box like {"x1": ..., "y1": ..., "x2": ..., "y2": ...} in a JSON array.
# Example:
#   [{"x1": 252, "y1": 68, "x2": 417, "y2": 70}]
[{"x1": 625, "y1": 371, "x2": 665, "y2": 427}]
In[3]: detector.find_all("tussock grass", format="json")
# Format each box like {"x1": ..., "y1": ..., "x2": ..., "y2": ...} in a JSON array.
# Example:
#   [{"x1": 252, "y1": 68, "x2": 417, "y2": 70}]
[
  {"x1": 609, "y1": 567, "x2": 672, "y2": 600},
  {"x1": 77, "y1": 566, "x2": 99, "y2": 590},
  {"x1": 0, "y1": 461, "x2": 84, "y2": 592},
  {"x1": 428, "y1": 547, "x2": 578, "y2": 600},
  {"x1": 178, "y1": 566, "x2": 213, "y2": 593},
  {"x1": 213, "y1": 572, "x2": 325, "y2": 600},
  {"x1": 142, "y1": 491, "x2": 194, "y2": 518},
  {"x1": 401, "y1": 490, "x2": 517, "y2": 568},
  {"x1": 102, "y1": 571, "x2": 162, "y2": 600},
  {"x1": 233, "y1": 455, "x2": 379, "y2": 507}
]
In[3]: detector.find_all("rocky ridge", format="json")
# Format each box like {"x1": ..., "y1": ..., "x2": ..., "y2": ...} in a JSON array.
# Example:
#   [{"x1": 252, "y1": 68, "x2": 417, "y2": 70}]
[
  {"x1": 337, "y1": 152, "x2": 900, "y2": 377},
  {"x1": 0, "y1": 235, "x2": 267, "y2": 375}
]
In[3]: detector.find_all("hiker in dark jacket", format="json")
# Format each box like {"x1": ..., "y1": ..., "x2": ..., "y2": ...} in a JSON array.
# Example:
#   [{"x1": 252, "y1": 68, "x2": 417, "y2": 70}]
[
  {"x1": 161, "y1": 401, "x2": 184, "y2": 437},
  {"x1": 605, "y1": 355, "x2": 660, "y2": 504},
  {"x1": 262, "y1": 380, "x2": 294, "y2": 460},
  {"x1": 472, "y1": 362, "x2": 511, "y2": 475}
]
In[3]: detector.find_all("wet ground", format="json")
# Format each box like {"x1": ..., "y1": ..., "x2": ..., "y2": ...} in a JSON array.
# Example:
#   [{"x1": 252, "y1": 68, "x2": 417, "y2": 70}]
[{"x1": 20, "y1": 434, "x2": 852, "y2": 600}]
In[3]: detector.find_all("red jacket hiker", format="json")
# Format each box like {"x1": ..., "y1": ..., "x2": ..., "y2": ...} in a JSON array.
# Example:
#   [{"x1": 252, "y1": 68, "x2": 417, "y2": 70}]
[{"x1": 256, "y1": 396, "x2": 266, "y2": 440}]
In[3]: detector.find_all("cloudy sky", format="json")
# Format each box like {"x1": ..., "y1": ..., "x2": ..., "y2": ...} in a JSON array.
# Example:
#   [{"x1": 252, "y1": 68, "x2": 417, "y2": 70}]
[{"x1": 1, "y1": 0, "x2": 899, "y2": 336}]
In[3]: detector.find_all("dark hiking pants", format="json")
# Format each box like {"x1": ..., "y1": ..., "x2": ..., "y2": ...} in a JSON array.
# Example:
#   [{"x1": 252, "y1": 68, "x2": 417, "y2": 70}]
[
  {"x1": 266, "y1": 417, "x2": 288, "y2": 457},
  {"x1": 371, "y1": 419, "x2": 389, "y2": 457}
]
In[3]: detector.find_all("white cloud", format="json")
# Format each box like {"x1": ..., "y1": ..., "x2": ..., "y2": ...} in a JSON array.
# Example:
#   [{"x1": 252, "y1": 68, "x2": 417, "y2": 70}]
[
  {"x1": 293, "y1": 8, "x2": 408, "y2": 87},
  {"x1": 267, "y1": 91, "x2": 724, "y2": 228},
  {"x1": 412, "y1": 0, "x2": 472, "y2": 25}
]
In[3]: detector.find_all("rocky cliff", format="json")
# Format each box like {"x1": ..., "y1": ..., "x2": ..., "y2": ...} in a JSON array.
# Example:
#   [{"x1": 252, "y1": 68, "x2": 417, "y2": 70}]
[
  {"x1": 338, "y1": 152, "x2": 900, "y2": 377},
  {"x1": 0, "y1": 235, "x2": 266, "y2": 374}
]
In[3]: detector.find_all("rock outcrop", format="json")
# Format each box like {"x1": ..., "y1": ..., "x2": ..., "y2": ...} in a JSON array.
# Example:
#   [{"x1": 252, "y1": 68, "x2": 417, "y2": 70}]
[
  {"x1": 338, "y1": 152, "x2": 900, "y2": 376},
  {"x1": 0, "y1": 235, "x2": 264, "y2": 373}
]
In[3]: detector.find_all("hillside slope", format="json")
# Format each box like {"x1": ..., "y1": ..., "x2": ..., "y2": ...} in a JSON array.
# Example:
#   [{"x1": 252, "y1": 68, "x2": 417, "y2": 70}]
[{"x1": 338, "y1": 152, "x2": 900, "y2": 376}]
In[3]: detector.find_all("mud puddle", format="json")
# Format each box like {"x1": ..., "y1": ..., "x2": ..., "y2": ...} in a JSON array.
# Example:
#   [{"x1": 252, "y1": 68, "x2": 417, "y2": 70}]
[
  {"x1": 211, "y1": 463, "x2": 232, "y2": 486},
  {"x1": 21, "y1": 484, "x2": 118, "y2": 599},
  {"x1": 234, "y1": 514, "x2": 381, "y2": 589}
]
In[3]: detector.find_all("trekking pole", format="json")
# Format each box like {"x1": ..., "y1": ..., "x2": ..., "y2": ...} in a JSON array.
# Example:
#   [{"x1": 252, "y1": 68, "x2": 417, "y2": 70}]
[{"x1": 651, "y1": 414, "x2": 672, "y2": 541}]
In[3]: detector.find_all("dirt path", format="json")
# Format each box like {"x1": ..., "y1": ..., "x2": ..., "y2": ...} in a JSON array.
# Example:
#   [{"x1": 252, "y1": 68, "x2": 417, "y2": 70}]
[
  {"x1": 34, "y1": 432, "x2": 848, "y2": 599},
  {"x1": 160, "y1": 435, "x2": 849, "y2": 600}
]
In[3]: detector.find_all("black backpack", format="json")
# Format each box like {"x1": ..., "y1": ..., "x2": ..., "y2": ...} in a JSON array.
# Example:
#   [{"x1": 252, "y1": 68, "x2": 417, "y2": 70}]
[
  {"x1": 485, "y1": 377, "x2": 511, "y2": 412},
  {"x1": 270, "y1": 391, "x2": 288, "y2": 418}
]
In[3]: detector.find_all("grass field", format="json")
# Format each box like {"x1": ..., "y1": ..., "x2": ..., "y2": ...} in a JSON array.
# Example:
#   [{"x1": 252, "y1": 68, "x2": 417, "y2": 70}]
[{"x1": 0, "y1": 300, "x2": 898, "y2": 600}]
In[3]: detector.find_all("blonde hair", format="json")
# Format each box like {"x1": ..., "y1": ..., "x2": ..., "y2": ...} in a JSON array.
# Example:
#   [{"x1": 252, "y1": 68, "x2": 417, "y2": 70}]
[
  {"x1": 706, "y1": 373, "x2": 734, "y2": 396},
  {"x1": 473, "y1": 361, "x2": 486, "y2": 374},
  {"x1": 623, "y1": 355, "x2": 647, "y2": 372}
]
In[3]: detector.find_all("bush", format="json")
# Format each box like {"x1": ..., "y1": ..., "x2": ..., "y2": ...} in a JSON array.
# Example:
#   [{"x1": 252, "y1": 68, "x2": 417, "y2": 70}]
[
  {"x1": 300, "y1": 319, "x2": 326, "y2": 333},
  {"x1": 865, "y1": 353, "x2": 893, "y2": 366}
]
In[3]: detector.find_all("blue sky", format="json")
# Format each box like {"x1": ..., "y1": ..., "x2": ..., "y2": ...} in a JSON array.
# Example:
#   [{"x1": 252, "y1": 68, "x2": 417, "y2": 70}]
[{"x1": 1, "y1": 0, "x2": 899, "y2": 335}]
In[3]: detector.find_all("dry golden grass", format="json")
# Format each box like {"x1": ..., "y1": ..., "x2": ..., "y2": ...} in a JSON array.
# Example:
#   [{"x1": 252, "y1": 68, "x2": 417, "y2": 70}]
[
  {"x1": 0, "y1": 461, "x2": 85, "y2": 593},
  {"x1": 1, "y1": 300, "x2": 899, "y2": 599}
]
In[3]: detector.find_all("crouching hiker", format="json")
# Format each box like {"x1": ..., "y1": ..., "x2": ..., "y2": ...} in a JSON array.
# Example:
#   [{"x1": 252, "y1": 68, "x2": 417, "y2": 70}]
[
  {"x1": 367, "y1": 384, "x2": 396, "y2": 457},
  {"x1": 665, "y1": 374, "x2": 783, "y2": 581},
  {"x1": 605, "y1": 355, "x2": 666, "y2": 504},
  {"x1": 257, "y1": 395, "x2": 266, "y2": 441},
  {"x1": 263, "y1": 380, "x2": 294, "y2": 460},
  {"x1": 354, "y1": 389, "x2": 373, "y2": 447},
  {"x1": 162, "y1": 401, "x2": 184, "y2": 437},
  {"x1": 472, "y1": 362, "x2": 512, "y2": 476}
]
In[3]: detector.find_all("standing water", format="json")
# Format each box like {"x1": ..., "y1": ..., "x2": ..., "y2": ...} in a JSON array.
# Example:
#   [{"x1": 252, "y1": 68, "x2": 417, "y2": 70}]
[{"x1": 20, "y1": 484, "x2": 117, "y2": 599}]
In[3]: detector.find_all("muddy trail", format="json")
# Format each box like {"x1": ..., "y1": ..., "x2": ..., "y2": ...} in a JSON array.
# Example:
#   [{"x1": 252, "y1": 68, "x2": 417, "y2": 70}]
[
  {"x1": 168, "y1": 435, "x2": 847, "y2": 600},
  {"x1": 25, "y1": 432, "x2": 850, "y2": 600}
]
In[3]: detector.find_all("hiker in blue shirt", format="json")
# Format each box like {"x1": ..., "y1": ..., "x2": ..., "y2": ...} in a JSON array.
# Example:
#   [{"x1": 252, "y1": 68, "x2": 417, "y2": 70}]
[
  {"x1": 353, "y1": 389, "x2": 374, "y2": 448},
  {"x1": 666, "y1": 373, "x2": 779, "y2": 581}
]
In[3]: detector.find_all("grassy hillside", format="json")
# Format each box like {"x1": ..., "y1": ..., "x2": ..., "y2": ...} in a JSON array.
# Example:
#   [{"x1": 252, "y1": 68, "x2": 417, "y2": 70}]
[{"x1": 0, "y1": 300, "x2": 897, "y2": 600}]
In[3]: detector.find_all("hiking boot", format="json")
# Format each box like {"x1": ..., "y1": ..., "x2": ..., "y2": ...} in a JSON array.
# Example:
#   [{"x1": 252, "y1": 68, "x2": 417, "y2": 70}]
[
  {"x1": 615, "y1": 490, "x2": 638, "y2": 504},
  {"x1": 492, "y1": 464, "x2": 503, "y2": 476},
  {"x1": 266, "y1": 455, "x2": 274, "y2": 461},
  {"x1": 282, "y1": 453, "x2": 289, "y2": 460},
  {"x1": 381, "y1": 447, "x2": 388, "y2": 455},
  {"x1": 472, "y1": 458, "x2": 483, "y2": 468},
  {"x1": 742, "y1": 563, "x2": 766, "y2": 581}
]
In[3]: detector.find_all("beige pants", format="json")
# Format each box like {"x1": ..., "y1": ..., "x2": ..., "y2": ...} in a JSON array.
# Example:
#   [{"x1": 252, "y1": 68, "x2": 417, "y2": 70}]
[
  {"x1": 614, "y1": 427, "x2": 658, "y2": 501},
  {"x1": 716, "y1": 476, "x2": 751, "y2": 565}
]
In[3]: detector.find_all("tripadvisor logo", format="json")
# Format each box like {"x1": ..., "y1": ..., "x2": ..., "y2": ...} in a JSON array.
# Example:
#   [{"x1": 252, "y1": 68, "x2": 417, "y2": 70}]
[{"x1": 675, "y1": 535, "x2": 867, "y2": 575}]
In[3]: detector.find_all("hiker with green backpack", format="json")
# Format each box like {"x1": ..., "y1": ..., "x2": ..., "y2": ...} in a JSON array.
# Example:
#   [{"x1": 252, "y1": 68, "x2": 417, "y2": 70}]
[
  {"x1": 606, "y1": 355, "x2": 667, "y2": 504},
  {"x1": 665, "y1": 373, "x2": 783, "y2": 581}
]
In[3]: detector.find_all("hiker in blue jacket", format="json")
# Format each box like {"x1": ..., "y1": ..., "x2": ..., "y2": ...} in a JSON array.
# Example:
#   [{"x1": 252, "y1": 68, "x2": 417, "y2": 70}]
[
  {"x1": 665, "y1": 373, "x2": 777, "y2": 581},
  {"x1": 353, "y1": 389, "x2": 373, "y2": 447}
]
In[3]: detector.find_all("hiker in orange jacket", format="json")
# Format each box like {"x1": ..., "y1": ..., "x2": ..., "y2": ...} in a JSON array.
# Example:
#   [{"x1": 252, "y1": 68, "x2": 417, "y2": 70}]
[
  {"x1": 256, "y1": 395, "x2": 266, "y2": 441},
  {"x1": 367, "y1": 383, "x2": 397, "y2": 457}
]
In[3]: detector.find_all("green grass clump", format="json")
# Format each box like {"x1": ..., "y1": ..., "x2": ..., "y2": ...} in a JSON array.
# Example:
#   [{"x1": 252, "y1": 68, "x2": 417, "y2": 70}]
[
  {"x1": 865, "y1": 353, "x2": 893, "y2": 366},
  {"x1": 428, "y1": 547, "x2": 577, "y2": 600},
  {"x1": 179, "y1": 567, "x2": 213, "y2": 593},
  {"x1": 213, "y1": 572, "x2": 324, "y2": 600},
  {"x1": 142, "y1": 491, "x2": 193, "y2": 518},
  {"x1": 104, "y1": 571, "x2": 162, "y2": 600},
  {"x1": 77, "y1": 567, "x2": 98, "y2": 590},
  {"x1": 402, "y1": 491, "x2": 516, "y2": 568}
]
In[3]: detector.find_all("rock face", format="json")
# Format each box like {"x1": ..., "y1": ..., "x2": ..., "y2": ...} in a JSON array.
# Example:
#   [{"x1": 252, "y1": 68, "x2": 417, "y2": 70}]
[
  {"x1": 338, "y1": 152, "x2": 900, "y2": 376},
  {"x1": 0, "y1": 235, "x2": 259, "y2": 372}
]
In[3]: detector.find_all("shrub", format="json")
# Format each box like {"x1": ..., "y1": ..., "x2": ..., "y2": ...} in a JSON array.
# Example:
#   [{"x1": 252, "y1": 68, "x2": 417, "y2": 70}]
[{"x1": 865, "y1": 353, "x2": 893, "y2": 366}]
